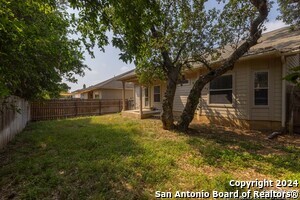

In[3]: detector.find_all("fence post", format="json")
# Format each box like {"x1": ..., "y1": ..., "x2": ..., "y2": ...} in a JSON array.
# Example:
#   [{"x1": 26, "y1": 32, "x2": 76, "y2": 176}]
[
  {"x1": 99, "y1": 100, "x2": 101, "y2": 115},
  {"x1": 119, "y1": 100, "x2": 121, "y2": 112},
  {"x1": 75, "y1": 101, "x2": 78, "y2": 117}
]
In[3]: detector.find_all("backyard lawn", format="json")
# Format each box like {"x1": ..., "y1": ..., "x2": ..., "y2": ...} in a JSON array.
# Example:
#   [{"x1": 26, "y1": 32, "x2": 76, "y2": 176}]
[{"x1": 0, "y1": 114, "x2": 299, "y2": 199}]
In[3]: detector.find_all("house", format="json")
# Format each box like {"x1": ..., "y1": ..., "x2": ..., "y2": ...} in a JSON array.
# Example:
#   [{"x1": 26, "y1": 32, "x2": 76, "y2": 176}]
[
  {"x1": 118, "y1": 27, "x2": 300, "y2": 131},
  {"x1": 71, "y1": 70, "x2": 134, "y2": 101}
]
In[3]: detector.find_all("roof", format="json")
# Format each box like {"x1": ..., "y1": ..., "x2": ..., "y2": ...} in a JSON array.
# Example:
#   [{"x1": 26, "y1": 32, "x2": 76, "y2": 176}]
[
  {"x1": 116, "y1": 69, "x2": 137, "y2": 82},
  {"x1": 250, "y1": 26, "x2": 300, "y2": 54},
  {"x1": 118, "y1": 27, "x2": 300, "y2": 81},
  {"x1": 219, "y1": 26, "x2": 300, "y2": 61},
  {"x1": 72, "y1": 69, "x2": 134, "y2": 94}
]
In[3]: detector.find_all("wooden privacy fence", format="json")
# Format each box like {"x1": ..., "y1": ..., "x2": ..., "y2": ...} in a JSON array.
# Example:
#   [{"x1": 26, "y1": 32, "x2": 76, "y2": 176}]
[
  {"x1": 31, "y1": 99, "x2": 134, "y2": 121},
  {"x1": 287, "y1": 89, "x2": 300, "y2": 134},
  {"x1": 0, "y1": 96, "x2": 30, "y2": 149}
]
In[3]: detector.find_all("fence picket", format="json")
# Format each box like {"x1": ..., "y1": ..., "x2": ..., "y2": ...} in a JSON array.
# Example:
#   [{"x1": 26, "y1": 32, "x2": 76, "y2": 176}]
[{"x1": 31, "y1": 99, "x2": 134, "y2": 121}]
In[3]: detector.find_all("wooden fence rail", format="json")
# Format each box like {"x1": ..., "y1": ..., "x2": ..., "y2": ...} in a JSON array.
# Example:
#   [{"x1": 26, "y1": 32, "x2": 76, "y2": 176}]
[{"x1": 31, "y1": 99, "x2": 134, "y2": 121}]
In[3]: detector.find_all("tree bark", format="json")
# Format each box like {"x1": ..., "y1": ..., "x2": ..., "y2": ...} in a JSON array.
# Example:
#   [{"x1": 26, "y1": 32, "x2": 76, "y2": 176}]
[
  {"x1": 177, "y1": 0, "x2": 268, "y2": 131},
  {"x1": 150, "y1": 26, "x2": 181, "y2": 130},
  {"x1": 161, "y1": 67, "x2": 179, "y2": 130}
]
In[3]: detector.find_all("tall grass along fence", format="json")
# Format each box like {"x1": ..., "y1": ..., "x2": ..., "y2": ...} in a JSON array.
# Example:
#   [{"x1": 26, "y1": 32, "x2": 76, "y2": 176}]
[
  {"x1": 31, "y1": 99, "x2": 134, "y2": 121},
  {"x1": 0, "y1": 96, "x2": 30, "y2": 149}
]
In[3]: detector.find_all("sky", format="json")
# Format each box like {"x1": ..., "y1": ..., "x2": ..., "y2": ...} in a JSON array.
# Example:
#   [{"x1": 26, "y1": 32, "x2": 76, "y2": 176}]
[{"x1": 65, "y1": 0, "x2": 287, "y2": 92}]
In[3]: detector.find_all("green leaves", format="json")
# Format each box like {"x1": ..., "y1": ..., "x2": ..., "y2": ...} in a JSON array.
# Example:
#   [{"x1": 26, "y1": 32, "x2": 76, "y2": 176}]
[
  {"x1": 284, "y1": 66, "x2": 300, "y2": 87},
  {"x1": 278, "y1": 0, "x2": 300, "y2": 29},
  {"x1": 277, "y1": 0, "x2": 299, "y2": 89},
  {"x1": 0, "y1": 0, "x2": 87, "y2": 100}
]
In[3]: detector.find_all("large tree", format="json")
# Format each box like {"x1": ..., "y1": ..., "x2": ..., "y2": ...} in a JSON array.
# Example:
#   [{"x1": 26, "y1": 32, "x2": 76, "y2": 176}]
[
  {"x1": 278, "y1": 0, "x2": 300, "y2": 29},
  {"x1": 278, "y1": 0, "x2": 300, "y2": 87},
  {"x1": 70, "y1": 0, "x2": 268, "y2": 130},
  {"x1": 0, "y1": 0, "x2": 87, "y2": 99}
]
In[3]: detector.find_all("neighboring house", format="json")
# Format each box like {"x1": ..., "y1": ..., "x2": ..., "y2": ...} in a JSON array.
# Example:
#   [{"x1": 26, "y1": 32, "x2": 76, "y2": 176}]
[
  {"x1": 71, "y1": 70, "x2": 134, "y2": 100},
  {"x1": 59, "y1": 92, "x2": 72, "y2": 99},
  {"x1": 118, "y1": 27, "x2": 300, "y2": 131}
]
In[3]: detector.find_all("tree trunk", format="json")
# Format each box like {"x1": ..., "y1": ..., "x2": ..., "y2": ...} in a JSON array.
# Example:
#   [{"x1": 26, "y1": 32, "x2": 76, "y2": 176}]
[
  {"x1": 177, "y1": 79, "x2": 206, "y2": 131},
  {"x1": 177, "y1": 0, "x2": 268, "y2": 132},
  {"x1": 161, "y1": 68, "x2": 179, "y2": 130}
]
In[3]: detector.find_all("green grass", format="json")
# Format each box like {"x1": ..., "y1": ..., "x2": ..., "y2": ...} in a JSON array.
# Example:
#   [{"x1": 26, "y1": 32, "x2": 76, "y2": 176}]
[{"x1": 0, "y1": 114, "x2": 299, "y2": 199}]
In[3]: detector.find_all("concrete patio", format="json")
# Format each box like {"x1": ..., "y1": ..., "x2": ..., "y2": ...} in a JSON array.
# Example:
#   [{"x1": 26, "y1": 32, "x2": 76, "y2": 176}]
[{"x1": 122, "y1": 109, "x2": 161, "y2": 119}]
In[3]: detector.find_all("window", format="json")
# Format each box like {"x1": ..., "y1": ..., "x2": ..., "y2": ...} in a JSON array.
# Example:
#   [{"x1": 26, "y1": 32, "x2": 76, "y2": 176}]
[
  {"x1": 94, "y1": 94, "x2": 100, "y2": 99},
  {"x1": 254, "y1": 71, "x2": 268, "y2": 105},
  {"x1": 209, "y1": 75, "x2": 233, "y2": 104},
  {"x1": 154, "y1": 86, "x2": 161, "y2": 102}
]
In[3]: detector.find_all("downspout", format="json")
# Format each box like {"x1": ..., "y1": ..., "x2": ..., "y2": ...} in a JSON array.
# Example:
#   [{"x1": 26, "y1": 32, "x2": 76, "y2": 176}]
[{"x1": 281, "y1": 55, "x2": 287, "y2": 129}]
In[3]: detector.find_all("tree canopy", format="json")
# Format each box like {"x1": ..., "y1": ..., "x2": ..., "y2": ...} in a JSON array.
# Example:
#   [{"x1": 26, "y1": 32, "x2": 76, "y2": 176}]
[
  {"x1": 69, "y1": 0, "x2": 269, "y2": 130},
  {"x1": 67, "y1": 0, "x2": 300, "y2": 130},
  {"x1": 278, "y1": 0, "x2": 300, "y2": 87},
  {"x1": 278, "y1": 0, "x2": 300, "y2": 30},
  {"x1": 0, "y1": 0, "x2": 87, "y2": 99}
]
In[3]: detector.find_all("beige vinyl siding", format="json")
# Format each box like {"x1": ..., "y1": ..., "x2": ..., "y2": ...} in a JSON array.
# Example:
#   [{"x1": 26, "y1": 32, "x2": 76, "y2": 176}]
[
  {"x1": 134, "y1": 84, "x2": 164, "y2": 109},
  {"x1": 93, "y1": 90, "x2": 101, "y2": 99},
  {"x1": 150, "y1": 83, "x2": 166, "y2": 110},
  {"x1": 273, "y1": 58, "x2": 283, "y2": 121},
  {"x1": 200, "y1": 70, "x2": 240, "y2": 119},
  {"x1": 286, "y1": 54, "x2": 300, "y2": 88},
  {"x1": 249, "y1": 57, "x2": 282, "y2": 121},
  {"x1": 80, "y1": 92, "x2": 88, "y2": 99},
  {"x1": 200, "y1": 56, "x2": 282, "y2": 122},
  {"x1": 134, "y1": 85, "x2": 153, "y2": 109},
  {"x1": 173, "y1": 78, "x2": 194, "y2": 112},
  {"x1": 101, "y1": 89, "x2": 133, "y2": 100},
  {"x1": 286, "y1": 54, "x2": 300, "y2": 71},
  {"x1": 133, "y1": 83, "x2": 167, "y2": 110}
]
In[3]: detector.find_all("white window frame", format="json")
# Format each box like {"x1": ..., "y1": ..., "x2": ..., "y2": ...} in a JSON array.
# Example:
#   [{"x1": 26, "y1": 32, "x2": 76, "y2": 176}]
[
  {"x1": 253, "y1": 70, "x2": 269, "y2": 107},
  {"x1": 153, "y1": 85, "x2": 161, "y2": 103},
  {"x1": 208, "y1": 73, "x2": 234, "y2": 107}
]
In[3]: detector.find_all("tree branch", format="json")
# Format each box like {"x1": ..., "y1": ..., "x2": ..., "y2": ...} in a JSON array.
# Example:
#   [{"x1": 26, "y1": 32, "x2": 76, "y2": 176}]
[
  {"x1": 173, "y1": 42, "x2": 186, "y2": 65},
  {"x1": 209, "y1": 0, "x2": 268, "y2": 78},
  {"x1": 150, "y1": 25, "x2": 174, "y2": 71}
]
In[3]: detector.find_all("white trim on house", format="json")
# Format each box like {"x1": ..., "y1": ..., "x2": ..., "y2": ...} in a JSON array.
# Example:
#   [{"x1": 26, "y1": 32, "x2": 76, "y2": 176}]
[
  {"x1": 252, "y1": 70, "x2": 270, "y2": 108},
  {"x1": 207, "y1": 72, "x2": 235, "y2": 108}
]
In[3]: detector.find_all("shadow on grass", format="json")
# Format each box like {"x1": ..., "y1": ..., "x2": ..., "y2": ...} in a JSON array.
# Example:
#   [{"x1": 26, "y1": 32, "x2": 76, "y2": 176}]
[
  {"x1": 186, "y1": 124, "x2": 300, "y2": 176},
  {"x1": 0, "y1": 117, "x2": 168, "y2": 199}
]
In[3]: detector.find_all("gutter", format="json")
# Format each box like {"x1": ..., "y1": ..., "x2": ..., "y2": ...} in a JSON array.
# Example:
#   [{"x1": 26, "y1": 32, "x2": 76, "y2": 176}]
[{"x1": 281, "y1": 49, "x2": 300, "y2": 56}]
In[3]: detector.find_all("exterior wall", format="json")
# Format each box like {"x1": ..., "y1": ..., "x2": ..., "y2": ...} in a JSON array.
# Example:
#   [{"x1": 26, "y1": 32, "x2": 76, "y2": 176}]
[
  {"x1": 173, "y1": 73, "x2": 198, "y2": 112},
  {"x1": 93, "y1": 90, "x2": 101, "y2": 99},
  {"x1": 150, "y1": 83, "x2": 166, "y2": 110},
  {"x1": 197, "y1": 115, "x2": 281, "y2": 131},
  {"x1": 130, "y1": 55, "x2": 284, "y2": 130},
  {"x1": 286, "y1": 53, "x2": 300, "y2": 133},
  {"x1": 101, "y1": 89, "x2": 133, "y2": 100},
  {"x1": 80, "y1": 92, "x2": 89, "y2": 99},
  {"x1": 72, "y1": 94, "x2": 81, "y2": 99},
  {"x1": 199, "y1": 56, "x2": 283, "y2": 128},
  {"x1": 286, "y1": 54, "x2": 300, "y2": 75},
  {"x1": 133, "y1": 83, "x2": 166, "y2": 110}
]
